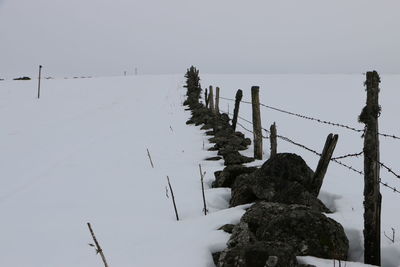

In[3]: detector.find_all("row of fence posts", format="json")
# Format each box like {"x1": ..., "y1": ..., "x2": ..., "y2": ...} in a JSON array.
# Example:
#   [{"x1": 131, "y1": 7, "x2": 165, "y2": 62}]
[{"x1": 204, "y1": 71, "x2": 382, "y2": 266}]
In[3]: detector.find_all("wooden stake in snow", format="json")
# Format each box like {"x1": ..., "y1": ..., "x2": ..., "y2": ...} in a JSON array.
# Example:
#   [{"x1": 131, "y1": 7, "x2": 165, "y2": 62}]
[
  {"x1": 167, "y1": 176, "x2": 179, "y2": 221},
  {"x1": 37, "y1": 65, "x2": 42, "y2": 99},
  {"x1": 199, "y1": 164, "x2": 208, "y2": 215},
  {"x1": 251, "y1": 86, "x2": 262, "y2": 160},
  {"x1": 312, "y1": 133, "x2": 338, "y2": 196},
  {"x1": 359, "y1": 70, "x2": 381, "y2": 266},
  {"x1": 205, "y1": 88, "x2": 209, "y2": 108},
  {"x1": 215, "y1": 87, "x2": 220, "y2": 114},
  {"x1": 209, "y1": 86, "x2": 215, "y2": 114},
  {"x1": 269, "y1": 122, "x2": 277, "y2": 158},
  {"x1": 87, "y1": 222, "x2": 109, "y2": 267},
  {"x1": 232, "y1": 89, "x2": 243, "y2": 131},
  {"x1": 146, "y1": 148, "x2": 154, "y2": 168}
]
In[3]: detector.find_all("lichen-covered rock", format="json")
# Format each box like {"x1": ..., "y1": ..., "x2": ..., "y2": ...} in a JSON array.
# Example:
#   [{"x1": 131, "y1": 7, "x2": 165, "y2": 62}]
[
  {"x1": 229, "y1": 153, "x2": 329, "y2": 212},
  {"x1": 217, "y1": 241, "x2": 298, "y2": 267},
  {"x1": 259, "y1": 153, "x2": 315, "y2": 193},
  {"x1": 236, "y1": 202, "x2": 349, "y2": 260},
  {"x1": 224, "y1": 151, "x2": 254, "y2": 166},
  {"x1": 212, "y1": 165, "x2": 258, "y2": 188}
]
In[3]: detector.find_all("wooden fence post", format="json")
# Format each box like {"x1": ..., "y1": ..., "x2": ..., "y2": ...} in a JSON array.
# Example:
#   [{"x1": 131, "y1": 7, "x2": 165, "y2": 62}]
[
  {"x1": 87, "y1": 223, "x2": 109, "y2": 267},
  {"x1": 359, "y1": 70, "x2": 381, "y2": 266},
  {"x1": 215, "y1": 87, "x2": 220, "y2": 114},
  {"x1": 167, "y1": 176, "x2": 180, "y2": 221},
  {"x1": 270, "y1": 122, "x2": 277, "y2": 158},
  {"x1": 37, "y1": 65, "x2": 42, "y2": 99},
  {"x1": 205, "y1": 88, "x2": 209, "y2": 108},
  {"x1": 312, "y1": 133, "x2": 338, "y2": 196},
  {"x1": 232, "y1": 89, "x2": 243, "y2": 131},
  {"x1": 209, "y1": 86, "x2": 215, "y2": 114},
  {"x1": 251, "y1": 86, "x2": 262, "y2": 160}
]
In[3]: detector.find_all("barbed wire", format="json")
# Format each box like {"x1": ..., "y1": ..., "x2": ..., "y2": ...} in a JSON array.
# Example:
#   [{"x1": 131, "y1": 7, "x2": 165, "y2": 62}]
[
  {"x1": 379, "y1": 179, "x2": 400, "y2": 193},
  {"x1": 220, "y1": 96, "x2": 364, "y2": 133},
  {"x1": 221, "y1": 108, "x2": 400, "y2": 194},
  {"x1": 377, "y1": 160, "x2": 400, "y2": 180},
  {"x1": 332, "y1": 151, "x2": 364, "y2": 160},
  {"x1": 221, "y1": 95, "x2": 400, "y2": 142},
  {"x1": 378, "y1": 132, "x2": 400, "y2": 140}
]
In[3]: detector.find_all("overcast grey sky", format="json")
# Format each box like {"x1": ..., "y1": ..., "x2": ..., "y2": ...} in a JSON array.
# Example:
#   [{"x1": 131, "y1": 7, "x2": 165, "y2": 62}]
[{"x1": 1, "y1": 0, "x2": 399, "y2": 78}]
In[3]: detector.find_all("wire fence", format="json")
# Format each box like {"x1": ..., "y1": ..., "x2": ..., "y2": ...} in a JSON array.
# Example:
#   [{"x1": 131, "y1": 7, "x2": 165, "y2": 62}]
[
  {"x1": 220, "y1": 105, "x2": 400, "y2": 195},
  {"x1": 220, "y1": 96, "x2": 400, "y2": 140}
]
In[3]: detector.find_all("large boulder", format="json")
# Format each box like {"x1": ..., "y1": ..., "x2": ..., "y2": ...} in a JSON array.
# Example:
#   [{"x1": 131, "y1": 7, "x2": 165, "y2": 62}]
[
  {"x1": 259, "y1": 153, "x2": 315, "y2": 193},
  {"x1": 217, "y1": 202, "x2": 348, "y2": 267},
  {"x1": 230, "y1": 153, "x2": 329, "y2": 212},
  {"x1": 231, "y1": 202, "x2": 348, "y2": 259}
]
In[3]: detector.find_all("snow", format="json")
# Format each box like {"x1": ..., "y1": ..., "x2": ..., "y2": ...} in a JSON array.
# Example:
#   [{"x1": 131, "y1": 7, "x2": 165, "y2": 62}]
[{"x1": 1, "y1": 73, "x2": 399, "y2": 266}]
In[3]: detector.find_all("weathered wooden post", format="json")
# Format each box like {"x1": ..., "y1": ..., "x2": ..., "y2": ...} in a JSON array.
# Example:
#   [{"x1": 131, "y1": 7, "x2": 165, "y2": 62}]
[
  {"x1": 232, "y1": 89, "x2": 243, "y2": 131},
  {"x1": 215, "y1": 87, "x2": 220, "y2": 114},
  {"x1": 199, "y1": 164, "x2": 208, "y2": 216},
  {"x1": 209, "y1": 86, "x2": 215, "y2": 114},
  {"x1": 205, "y1": 88, "x2": 209, "y2": 108},
  {"x1": 167, "y1": 176, "x2": 180, "y2": 221},
  {"x1": 87, "y1": 223, "x2": 109, "y2": 267},
  {"x1": 251, "y1": 86, "x2": 262, "y2": 160},
  {"x1": 359, "y1": 70, "x2": 381, "y2": 266},
  {"x1": 312, "y1": 133, "x2": 338, "y2": 196},
  {"x1": 270, "y1": 122, "x2": 277, "y2": 158},
  {"x1": 37, "y1": 65, "x2": 42, "y2": 99}
]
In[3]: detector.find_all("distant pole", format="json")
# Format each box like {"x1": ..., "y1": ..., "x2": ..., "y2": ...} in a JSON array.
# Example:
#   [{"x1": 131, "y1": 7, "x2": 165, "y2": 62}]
[
  {"x1": 135, "y1": 68, "x2": 138, "y2": 75},
  {"x1": 209, "y1": 86, "x2": 215, "y2": 114},
  {"x1": 205, "y1": 88, "x2": 209, "y2": 108},
  {"x1": 37, "y1": 65, "x2": 42, "y2": 99},
  {"x1": 251, "y1": 86, "x2": 262, "y2": 160},
  {"x1": 215, "y1": 87, "x2": 220, "y2": 114}
]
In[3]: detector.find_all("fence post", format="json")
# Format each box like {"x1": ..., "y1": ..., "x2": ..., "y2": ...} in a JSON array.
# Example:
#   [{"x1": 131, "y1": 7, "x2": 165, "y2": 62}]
[
  {"x1": 359, "y1": 71, "x2": 381, "y2": 266},
  {"x1": 232, "y1": 89, "x2": 243, "y2": 131},
  {"x1": 312, "y1": 133, "x2": 338, "y2": 196},
  {"x1": 251, "y1": 86, "x2": 262, "y2": 160},
  {"x1": 215, "y1": 87, "x2": 220, "y2": 114},
  {"x1": 270, "y1": 122, "x2": 277, "y2": 158},
  {"x1": 209, "y1": 86, "x2": 215, "y2": 114},
  {"x1": 37, "y1": 65, "x2": 42, "y2": 99},
  {"x1": 205, "y1": 88, "x2": 209, "y2": 108}
]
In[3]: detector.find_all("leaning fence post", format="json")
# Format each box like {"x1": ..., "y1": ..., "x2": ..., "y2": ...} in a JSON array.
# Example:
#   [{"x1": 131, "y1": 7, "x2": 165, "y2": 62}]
[
  {"x1": 209, "y1": 86, "x2": 215, "y2": 114},
  {"x1": 270, "y1": 122, "x2": 277, "y2": 158},
  {"x1": 232, "y1": 89, "x2": 243, "y2": 131},
  {"x1": 359, "y1": 70, "x2": 381, "y2": 266},
  {"x1": 215, "y1": 87, "x2": 220, "y2": 114},
  {"x1": 251, "y1": 86, "x2": 262, "y2": 160},
  {"x1": 87, "y1": 223, "x2": 109, "y2": 267},
  {"x1": 312, "y1": 133, "x2": 338, "y2": 196},
  {"x1": 166, "y1": 176, "x2": 179, "y2": 221}
]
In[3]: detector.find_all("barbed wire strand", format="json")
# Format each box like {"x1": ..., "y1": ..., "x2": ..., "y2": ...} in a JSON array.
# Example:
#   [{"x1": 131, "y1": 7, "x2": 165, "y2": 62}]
[
  {"x1": 220, "y1": 96, "x2": 400, "y2": 140},
  {"x1": 220, "y1": 96, "x2": 364, "y2": 133},
  {"x1": 230, "y1": 115, "x2": 400, "y2": 194},
  {"x1": 332, "y1": 151, "x2": 364, "y2": 160}
]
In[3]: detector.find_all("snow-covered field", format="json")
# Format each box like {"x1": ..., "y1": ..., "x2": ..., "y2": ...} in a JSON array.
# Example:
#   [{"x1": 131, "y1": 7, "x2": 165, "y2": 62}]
[{"x1": 0, "y1": 74, "x2": 399, "y2": 266}]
